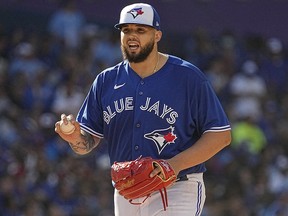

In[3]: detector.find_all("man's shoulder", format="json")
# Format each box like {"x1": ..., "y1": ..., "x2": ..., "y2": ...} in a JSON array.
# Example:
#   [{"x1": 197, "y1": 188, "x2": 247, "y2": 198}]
[
  {"x1": 97, "y1": 61, "x2": 127, "y2": 77},
  {"x1": 167, "y1": 55, "x2": 207, "y2": 80}
]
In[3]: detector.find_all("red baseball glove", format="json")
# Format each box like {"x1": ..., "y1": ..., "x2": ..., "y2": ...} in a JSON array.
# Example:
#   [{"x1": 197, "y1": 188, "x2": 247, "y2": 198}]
[{"x1": 111, "y1": 156, "x2": 176, "y2": 211}]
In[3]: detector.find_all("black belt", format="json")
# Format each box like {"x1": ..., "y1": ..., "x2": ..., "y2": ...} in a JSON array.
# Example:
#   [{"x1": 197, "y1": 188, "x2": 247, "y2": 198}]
[{"x1": 176, "y1": 175, "x2": 188, "y2": 182}]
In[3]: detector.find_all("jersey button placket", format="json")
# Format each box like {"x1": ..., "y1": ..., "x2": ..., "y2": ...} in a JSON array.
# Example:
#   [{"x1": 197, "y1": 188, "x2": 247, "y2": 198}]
[
  {"x1": 139, "y1": 80, "x2": 144, "y2": 95},
  {"x1": 134, "y1": 122, "x2": 141, "y2": 152},
  {"x1": 132, "y1": 80, "x2": 146, "y2": 157}
]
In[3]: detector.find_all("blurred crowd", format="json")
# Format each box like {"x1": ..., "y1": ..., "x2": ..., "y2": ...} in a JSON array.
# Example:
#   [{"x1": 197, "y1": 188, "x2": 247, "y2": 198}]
[{"x1": 0, "y1": 1, "x2": 288, "y2": 215}]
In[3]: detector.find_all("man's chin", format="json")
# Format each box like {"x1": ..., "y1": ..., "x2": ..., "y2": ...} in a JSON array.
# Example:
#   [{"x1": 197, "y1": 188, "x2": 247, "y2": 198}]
[
  {"x1": 123, "y1": 48, "x2": 151, "y2": 63},
  {"x1": 126, "y1": 55, "x2": 146, "y2": 63}
]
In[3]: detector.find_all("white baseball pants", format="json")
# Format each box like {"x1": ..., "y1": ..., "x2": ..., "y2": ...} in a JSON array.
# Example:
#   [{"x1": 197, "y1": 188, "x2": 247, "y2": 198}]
[{"x1": 114, "y1": 173, "x2": 206, "y2": 216}]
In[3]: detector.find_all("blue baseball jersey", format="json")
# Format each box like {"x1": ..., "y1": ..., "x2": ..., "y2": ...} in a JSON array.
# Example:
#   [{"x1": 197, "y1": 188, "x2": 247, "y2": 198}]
[{"x1": 76, "y1": 55, "x2": 231, "y2": 176}]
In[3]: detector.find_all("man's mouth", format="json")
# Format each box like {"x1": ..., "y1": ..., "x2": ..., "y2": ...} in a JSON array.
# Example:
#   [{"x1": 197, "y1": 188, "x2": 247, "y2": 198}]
[{"x1": 128, "y1": 42, "x2": 140, "y2": 50}]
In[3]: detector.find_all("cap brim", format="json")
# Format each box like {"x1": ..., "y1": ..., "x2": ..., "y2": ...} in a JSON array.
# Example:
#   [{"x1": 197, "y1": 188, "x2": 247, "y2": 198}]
[
  {"x1": 114, "y1": 23, "x2": 123, "y2": 30},
  {"x1": 114, "y1": 23, "x2": 159, "y2": 30}
]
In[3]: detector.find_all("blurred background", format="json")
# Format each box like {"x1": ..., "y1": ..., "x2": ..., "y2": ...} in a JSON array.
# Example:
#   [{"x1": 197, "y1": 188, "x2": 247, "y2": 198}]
[{"x1": 0, "y1": 0, "x2": 288, "y2": 215}]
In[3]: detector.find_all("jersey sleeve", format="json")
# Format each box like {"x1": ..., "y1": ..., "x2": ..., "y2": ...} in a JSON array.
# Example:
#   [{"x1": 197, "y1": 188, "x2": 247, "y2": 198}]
[
  {"x1": 76, "y1": 75, "x2": 104, "y2": 138},
  {"x1": 195, "y1": 80, "x2": 231, "y2": 134}
]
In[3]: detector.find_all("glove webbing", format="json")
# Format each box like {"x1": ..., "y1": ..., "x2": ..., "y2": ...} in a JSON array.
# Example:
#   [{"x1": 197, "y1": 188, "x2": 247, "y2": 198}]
[{"x1": 129, "y1": 187, "x2": 169, "y2": 211}]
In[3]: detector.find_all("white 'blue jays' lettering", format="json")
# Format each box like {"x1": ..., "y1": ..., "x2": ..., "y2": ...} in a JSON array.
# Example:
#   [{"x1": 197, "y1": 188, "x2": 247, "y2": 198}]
[
  {"x1": 103, "y1": 97, "x2": 178, "y2": 125},
  {"x1": 140, "y1": 97, "x2": 178, "y2": 124},
  {"x1": 103, "y1": 97, "x2": 134, "y2": 124}
]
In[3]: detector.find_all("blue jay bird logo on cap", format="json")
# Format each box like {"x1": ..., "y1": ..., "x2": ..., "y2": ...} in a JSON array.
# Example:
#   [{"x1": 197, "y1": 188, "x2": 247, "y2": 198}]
[
  {"x1": 144, "y1": 126, "x2": 177, "y2": 154},
  {"x1": 128, "y1": 7, "x2": 144, "y2": 19}
]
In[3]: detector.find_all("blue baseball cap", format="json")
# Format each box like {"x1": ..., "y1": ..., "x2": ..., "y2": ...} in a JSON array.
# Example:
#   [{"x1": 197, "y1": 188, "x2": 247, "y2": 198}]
[{"x1": 115, "y1": 3, "x2": 161, "y2": 30}]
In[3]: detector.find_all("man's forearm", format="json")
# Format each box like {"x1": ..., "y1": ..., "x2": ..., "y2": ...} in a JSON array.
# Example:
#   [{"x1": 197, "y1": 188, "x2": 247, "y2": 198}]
[
  {"x1": 69, "y1": 130, "x2": 99, "y2": 155},
  {"x1": 167, "y1": 130, "x2": 231, "y2": 175}
]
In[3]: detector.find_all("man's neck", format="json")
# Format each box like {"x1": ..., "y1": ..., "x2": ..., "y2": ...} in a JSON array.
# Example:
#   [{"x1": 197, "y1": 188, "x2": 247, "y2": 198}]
[{"x1": 130, "y1": 52, "x2": 168, "y2": 78}]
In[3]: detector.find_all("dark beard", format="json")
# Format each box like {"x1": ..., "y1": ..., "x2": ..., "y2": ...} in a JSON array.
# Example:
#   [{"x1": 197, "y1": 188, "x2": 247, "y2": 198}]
[{"x1": 121, "y1": 39, "x2": 154, "y2": 63}]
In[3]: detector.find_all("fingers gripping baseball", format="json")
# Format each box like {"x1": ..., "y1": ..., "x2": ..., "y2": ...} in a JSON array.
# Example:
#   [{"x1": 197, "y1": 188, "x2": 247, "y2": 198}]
[{"x1": 55, "y1": 114, "x2": 81, "y2": 141}]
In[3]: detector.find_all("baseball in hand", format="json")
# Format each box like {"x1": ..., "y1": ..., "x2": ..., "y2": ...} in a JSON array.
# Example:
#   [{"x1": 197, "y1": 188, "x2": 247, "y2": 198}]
[{"x1": 60, "y1": 120, "x2": 75, "y2": 135}]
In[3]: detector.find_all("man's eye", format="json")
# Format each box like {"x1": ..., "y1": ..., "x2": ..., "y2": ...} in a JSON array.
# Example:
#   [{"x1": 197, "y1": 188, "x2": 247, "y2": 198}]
[
  {"x1": 137, "y1": 29, "x2": 146, "y2": 33},
  {"x1": 121, "y1": 28, "x2": 147, "y2": 34}
]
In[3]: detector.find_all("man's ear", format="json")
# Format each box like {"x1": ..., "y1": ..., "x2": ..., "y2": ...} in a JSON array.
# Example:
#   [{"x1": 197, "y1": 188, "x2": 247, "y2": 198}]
[{"x1": 155, "y1": 30, "x2": 162, "y2": 43}]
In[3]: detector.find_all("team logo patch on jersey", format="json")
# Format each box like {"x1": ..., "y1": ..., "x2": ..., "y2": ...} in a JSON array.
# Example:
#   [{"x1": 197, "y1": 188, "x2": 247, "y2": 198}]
[
  {"x1": 144, "y1": 126, "x2": 177, "y2": 154},
  {"x1": 128, "y1": 7, "x2": 144, "y2": 19}
]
